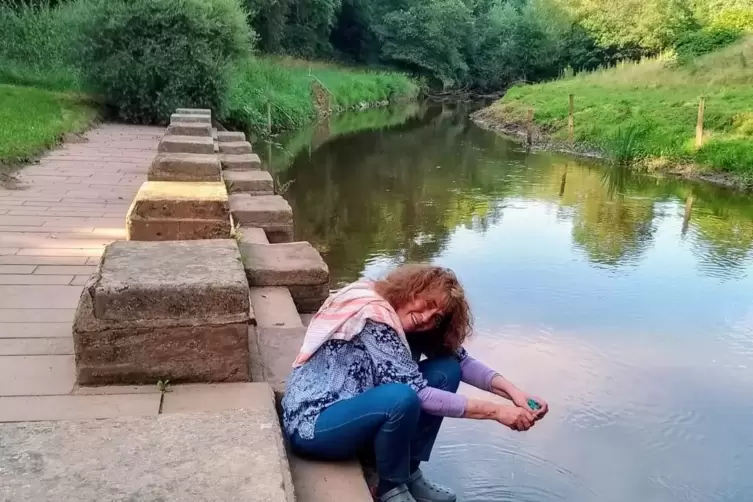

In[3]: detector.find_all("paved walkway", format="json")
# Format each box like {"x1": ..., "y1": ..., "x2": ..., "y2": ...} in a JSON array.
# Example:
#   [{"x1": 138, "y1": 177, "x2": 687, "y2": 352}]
[{"x1": 0, "y1": 124, "x2": 162, "y2": 415}]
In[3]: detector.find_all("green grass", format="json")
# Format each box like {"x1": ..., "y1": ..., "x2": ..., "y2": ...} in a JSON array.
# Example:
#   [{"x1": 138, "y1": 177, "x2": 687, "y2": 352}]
[
  {"x1": 0, "y1": 1, "x2": 93, "y2": 92},
  {"x1": 0, "y1": 85, "x2": 98, "y2": 165},
  {"x1": 223, "y1": 56, "x2": 419, "y2": 134},
  {"x1": 477, "y1": 37, "x2": 753, "y2": 182}
]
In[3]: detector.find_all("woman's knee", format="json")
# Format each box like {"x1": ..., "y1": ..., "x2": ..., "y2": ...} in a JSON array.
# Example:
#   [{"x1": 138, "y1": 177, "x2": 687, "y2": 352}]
[
  {"x1": 379, "y1": 383, "x2": 421, "y2": 415},
  {"x1": 422, "y1": 357, "x2": 461, "y2": 392}
]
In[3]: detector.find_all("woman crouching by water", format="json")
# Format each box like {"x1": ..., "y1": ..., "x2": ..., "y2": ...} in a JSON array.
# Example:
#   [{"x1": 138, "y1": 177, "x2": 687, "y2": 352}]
[{"x1": 282, "y1": 265, "x2": 549, "y2": 502}]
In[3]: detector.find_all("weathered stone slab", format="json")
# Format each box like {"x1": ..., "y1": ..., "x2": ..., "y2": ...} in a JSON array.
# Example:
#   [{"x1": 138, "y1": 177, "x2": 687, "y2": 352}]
[
  {"x1": 170, "y1": 112, "x2": 211, "y2": 124},
  {"x1": 219, "y1": 141, "x2": 253, "y2": 154},
  {"x1": 289, "y1": 456, "x2": 373, "y2": 502},
  {"x1": 86, "y1": 240, "x2": 248, "y2": 322},
  {"x1": 127, "y1": 181, "x2": 230, "y2": 240},
  {"x1": 221, "y1": 153, "x2": 262, "y2": 171},
  {"x1": 0, "y1": 404, "x2": 295, "y2": 501},
  {"x1": 224, "y1": 170, "x2": 274, "y2": 194},
  {"x1": 239, "y1": 226, "x2": 270, "y2": 244},
  {"x1": 230, "y1": 194, "x2": 293, "y2": 243},
  {"x1": 289, "y1": 283, "x2": 330, "y2": 313},
  {"x1": 0, "y1": 394, "x2": 160, "y2": 422},
  {"x1": 249, "y1": 326, "x2": 305, "y2": 394},
  {"x1": 217, "y1": 131, "x2": 246, "y2": 142},
  {"x1": 158, "y1": 135, "x2": 214, "y2": 154},
  {"x1": 250, "y1": 287, "x2": 302, "y2": 328},
  {"x1": 73, "y1": 240, "x2": 250, "y2": 385},
  {"x1": 166, "y1": 122, "x2": 212, "y2": 137},
  {"x1": 148, "y1": 153, "x2": 221, "y2": 182},
  {"x1": 241, "y1": 241, "x2": 328, "y2": 287},
  {"x1": 176, "y1": 108, "x2": 211, "y2": 116}
]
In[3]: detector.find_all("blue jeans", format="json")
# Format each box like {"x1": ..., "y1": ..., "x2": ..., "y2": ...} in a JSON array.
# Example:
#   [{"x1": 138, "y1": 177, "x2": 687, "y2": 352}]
[{"x1": 289, "y1": 356, "x2": 462, "y2": 485}]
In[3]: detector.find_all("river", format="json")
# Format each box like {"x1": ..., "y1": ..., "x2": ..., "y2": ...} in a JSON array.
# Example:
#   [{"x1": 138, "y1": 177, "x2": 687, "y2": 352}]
[{"x1": 261, "y1": 103, "x2": 753, "y2": 502}]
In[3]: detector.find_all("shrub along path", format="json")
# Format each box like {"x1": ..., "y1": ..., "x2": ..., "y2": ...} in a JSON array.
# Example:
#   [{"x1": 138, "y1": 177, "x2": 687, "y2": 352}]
[{"x1": 0, "y1": 123, "x2": 161, "y2": 419}]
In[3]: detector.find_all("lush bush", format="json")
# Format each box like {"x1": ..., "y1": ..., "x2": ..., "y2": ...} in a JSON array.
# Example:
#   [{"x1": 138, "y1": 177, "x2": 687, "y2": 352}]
[
  {"x1": 75, "y1": 0, "x2": 253, "y2": 124},
  {"x1": 675, "y1": 26, "x2": 742, "y2": 63}
]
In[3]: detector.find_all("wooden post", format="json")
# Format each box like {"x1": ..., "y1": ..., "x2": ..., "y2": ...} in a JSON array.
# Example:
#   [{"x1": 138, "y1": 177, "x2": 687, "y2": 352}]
[
  {"x1": 568, "y1": 94, "x2": 575, "y2": 144},
  {"x1": 266, "y1": 101, "x2": 272, "y2": 136},
  {"x1": 526, "y1": 108, "x2": 534, "y2": 150},
  {"x1": 695, "y1": 96, "x2": 705, "y2": 148}
]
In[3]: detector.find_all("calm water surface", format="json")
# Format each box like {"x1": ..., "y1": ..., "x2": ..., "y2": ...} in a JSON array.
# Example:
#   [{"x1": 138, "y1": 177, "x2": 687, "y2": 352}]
[{"x1": 263, "y1": 104, "x2": 753, "y2": 502}]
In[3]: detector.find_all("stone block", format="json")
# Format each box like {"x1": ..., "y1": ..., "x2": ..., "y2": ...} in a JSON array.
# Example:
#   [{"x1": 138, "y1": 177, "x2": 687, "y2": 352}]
[
  {"x1": 0, "y1": 394, "x2": 160, "y2": 422},
  {"x1": 175, "y1": 108, "x2": 211, "y2": 116},
  {"x1": 239, "y1": 226, "x2": 270, "y2": 244},
  {"x1": 158, "y1": 135, "x2": 214, "y2": 154},
  {"x1": 126, "y1": 181, "x2": 231, "y2": 241},
  {"x1": 229, "y1": 194, "x2": 293, "y2": 241},
  {"x1": 166, "y1": 122, "x2": 212, "y2": 137},
  {"x1": 224, "y1": 170, "x2": 274, "y2": 195},
  {"x1": 217, "y1": 131, "x2": 246, "y2": 142},
  {"x1": 289, "y1": 456, "x2": 373, "y2": 502},
  {"x1": 73, "y1": 240, "x2": 251, "y2": 385},
  {"x1": 148, "y1": 153, "x2": 221, "y2": 182},
  {"x1": 87, "y1": 240, "x2": 248, "y2": 322},
  {"x1": 0, "y1": 403, "x2": 295, "y2": 501},
  {"x1": 241, "y1": 241, "x2": 328, "y2": 287},
  {"x1": 219, "y1": 141, "x2": 253, "y2": 154},
  {"x1": 221, "y1": 153, "x2": 262, "y2": 171},
  {"x1": 170, "y1": 113, "x2": 211, "y2": 124},
  {"x1": 289, "y1": 283, "x2": 330, "y2": 313},
  {"x1": 249, "y1": 326, "x2": 305, "y2": 394},
  {"x1": 249, "y1": 287, "x2": 302, "y2": 328}
]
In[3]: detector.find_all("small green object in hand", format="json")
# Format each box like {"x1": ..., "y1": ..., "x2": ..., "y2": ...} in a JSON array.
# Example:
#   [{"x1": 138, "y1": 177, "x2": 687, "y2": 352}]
[{"x1": 527, "y1": 398, "x2": 541, "y2": 411}]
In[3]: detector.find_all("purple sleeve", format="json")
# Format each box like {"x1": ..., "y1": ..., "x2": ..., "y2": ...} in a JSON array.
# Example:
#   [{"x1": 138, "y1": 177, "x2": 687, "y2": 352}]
[
  {"x1": 456, "y1": 347, "x2": 499, "y2": 392},
  {"x1": 417, "y1": 386, "x2": 468, "y2": 418}
]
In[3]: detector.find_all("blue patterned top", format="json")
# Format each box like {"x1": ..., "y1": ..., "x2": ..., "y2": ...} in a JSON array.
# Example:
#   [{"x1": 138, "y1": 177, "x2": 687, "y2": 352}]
[{"x1": 281, "y1": 320, "x2": 468, "y2": 439}]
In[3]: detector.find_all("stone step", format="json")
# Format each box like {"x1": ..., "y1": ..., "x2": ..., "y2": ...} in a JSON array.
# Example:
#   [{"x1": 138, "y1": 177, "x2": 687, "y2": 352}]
[
  {"x1": 175, "y1": 108, "x2": 211, "y2": 116},
  {"x1": 249, "y1": 325, "x2": 305, "y2": 394},
  {"x1": 0, "y1": 383, "x2": 294, "y2": 502},
  {"x1": 241, "y1": 241, "x2": 328, "y2": 287},
  {"x1": 238, "y1": 226, "x2": 271, "y2": 245},
  {"x1": 126, "y1": 181, "x2": 231, "y2": 241},
  {"x1": 166, "y1": 122, "x2": 212, "y2": 137},
  {"x1": 0, "y1": 393, "x2": 160, "y2": 423},
  {"x1": 158, "y1": 135, "x2": 214, "y2": 154},
  {"x1": 148, "y1": 153, "x2": 221, "y2": 182},
  {"x1": 170, "y1": 112, "x2": 211, "y2": 124},
  {"x1": 249, "y1": 287, "x2": 302, "y2": 329},
  {"x1": 230, "y1": 194, "x2": 293, "y2": 243},
  {"x1": 217, "y1": 131, "x2": 246, "y2": 142},
  {"x1": 74, "y1": 240, "x2": 250, "y2": 385},
  {"x1": 219, "y1": 141, "x2": 253, "y2": 155},
  {"x1": 221, "y1": 153, "x2": 262, "y2": 171},
  {"x1": 289, "y1": 456, "x2": 373, "y2": 502},
  {"x1": 224, "y1": 170, "x2": 274, "y2": 195}
]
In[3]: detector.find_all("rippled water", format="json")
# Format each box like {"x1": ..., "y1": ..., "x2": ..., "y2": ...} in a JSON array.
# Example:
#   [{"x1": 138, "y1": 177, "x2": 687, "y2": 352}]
[{"x1": 263, "y1": 103, "x2": 753, "y2": 501}]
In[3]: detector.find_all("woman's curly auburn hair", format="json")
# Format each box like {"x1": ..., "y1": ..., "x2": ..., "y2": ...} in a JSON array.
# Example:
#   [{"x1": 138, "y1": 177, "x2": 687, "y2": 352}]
[{"x1": 373, "y1": 264, "x2": 473, "y2": 352}]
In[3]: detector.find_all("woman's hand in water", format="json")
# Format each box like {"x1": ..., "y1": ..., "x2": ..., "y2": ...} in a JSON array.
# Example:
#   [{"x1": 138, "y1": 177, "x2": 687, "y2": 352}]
[
  {"x1": 511, "y1": 391, "x2": 549, "y2": 421},
  {"x1": 494, "y1": 405, "x2": 536, "y2": 431}
]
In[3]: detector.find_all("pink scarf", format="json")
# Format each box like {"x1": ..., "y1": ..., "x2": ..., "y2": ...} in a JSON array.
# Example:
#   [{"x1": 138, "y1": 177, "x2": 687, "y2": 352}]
[{"x1": 293, "y1": 281, "x2": 408, "y2": 367}]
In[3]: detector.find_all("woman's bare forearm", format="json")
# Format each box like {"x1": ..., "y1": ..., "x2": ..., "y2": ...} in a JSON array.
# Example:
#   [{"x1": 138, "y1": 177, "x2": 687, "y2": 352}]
[
  {"x1": 463, "y1": 398, "x2": 500, "y2": 420},
  {"x1": 490, "y1": 374, "x2": 522, "y2": 401}
]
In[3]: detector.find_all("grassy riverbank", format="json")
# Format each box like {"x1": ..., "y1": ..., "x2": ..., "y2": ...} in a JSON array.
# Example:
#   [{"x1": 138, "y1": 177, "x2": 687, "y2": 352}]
[
  {"x1": 0, "y1": 85, "x2": 97, "y2": 166},
  {"x1": 224, "y1": 57, "x2": 419, "y2": 134},
  {"x1": 473, "y1": 37, "x2": 753, "y2": 186}
]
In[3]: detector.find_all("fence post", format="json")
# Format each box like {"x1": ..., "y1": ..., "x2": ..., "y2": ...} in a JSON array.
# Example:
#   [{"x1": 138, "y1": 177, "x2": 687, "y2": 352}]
[
  {"x1": 695, "y1": 96, "x2": 705, "y2": 148},
  {"x1": 267, "y1": 101, "x2": 272, "y2": 136},
  {"x1": 526, "y1": 108, "x2": 534, "y2": 150},
  {"x1": 568, "y1": 94, "x2": 575, "y2": 145}
]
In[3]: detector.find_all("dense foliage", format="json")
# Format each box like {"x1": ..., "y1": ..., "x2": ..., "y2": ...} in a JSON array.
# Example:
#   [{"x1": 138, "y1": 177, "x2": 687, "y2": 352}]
[
  {"x1": 76, "y1": 0, "x2": 252, "y2": 123},
  {"x1": 248, "y1": 0, "x2": 753, "y2": 90}
]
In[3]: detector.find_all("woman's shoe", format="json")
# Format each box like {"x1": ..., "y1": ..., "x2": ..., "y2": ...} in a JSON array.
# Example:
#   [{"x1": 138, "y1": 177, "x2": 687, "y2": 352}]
[
  {"x1": 379, "y1": 485, "x2": 417, "y2": 502},
  {"x1": 407, "y1": 469, "x2": 457, "y2": 502}
]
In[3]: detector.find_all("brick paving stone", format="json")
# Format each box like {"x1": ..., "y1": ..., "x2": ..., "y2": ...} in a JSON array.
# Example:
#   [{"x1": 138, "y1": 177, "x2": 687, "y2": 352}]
[{"x1": 0, "y1": 355, "x2": 76, "y2": 396}]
